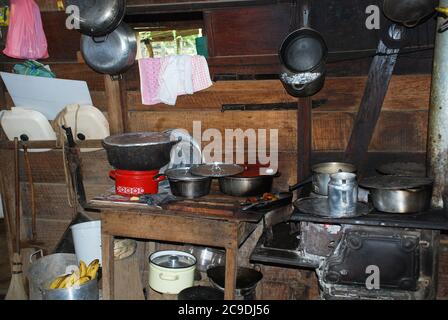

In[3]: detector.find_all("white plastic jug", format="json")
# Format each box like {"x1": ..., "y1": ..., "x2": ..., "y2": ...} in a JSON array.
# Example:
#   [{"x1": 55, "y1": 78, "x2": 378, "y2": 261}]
[{"x1": 70, "y1": 221, "x2": 102, "y2": 265}]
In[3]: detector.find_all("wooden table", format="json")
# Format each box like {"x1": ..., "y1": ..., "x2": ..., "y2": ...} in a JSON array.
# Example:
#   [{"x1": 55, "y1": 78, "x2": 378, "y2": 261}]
[{"x1": 87, "y1": 196, "x2": 265, "y2": 300}]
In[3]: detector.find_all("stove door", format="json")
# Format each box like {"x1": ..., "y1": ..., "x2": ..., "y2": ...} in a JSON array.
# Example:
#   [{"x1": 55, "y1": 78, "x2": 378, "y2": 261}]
[{"x1": 321, "y1": 228, "x2": 420, "y2": 291}]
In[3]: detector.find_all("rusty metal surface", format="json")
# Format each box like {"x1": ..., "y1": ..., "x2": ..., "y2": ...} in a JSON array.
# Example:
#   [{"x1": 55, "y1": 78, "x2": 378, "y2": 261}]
[{"x1": 428, "y1": 0, "x2": 448, "y2": 208}]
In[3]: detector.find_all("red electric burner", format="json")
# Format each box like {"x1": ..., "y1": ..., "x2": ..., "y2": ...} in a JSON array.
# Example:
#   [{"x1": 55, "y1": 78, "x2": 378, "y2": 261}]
[{"x1": 109, "y1": 169, "x2": 165, "y2": 196}]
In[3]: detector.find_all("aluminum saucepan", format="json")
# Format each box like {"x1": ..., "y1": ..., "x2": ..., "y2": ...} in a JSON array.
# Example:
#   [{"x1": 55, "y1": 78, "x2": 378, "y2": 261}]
[
  {"x1": 289, "y1": 162, "x2": 357, "y2": 195},
  {"x1": 157, "y1": 167, "x2": 211, "y2": 199},
  {"x1": 102, "y1": 132, "x2": 179, "y2": 171},
  {"x1": 219, "y1": 165, "x2": 280, "y2": 197},
  {"x1": 369, "y1": 186, "x2": 432, "y2": 213}
]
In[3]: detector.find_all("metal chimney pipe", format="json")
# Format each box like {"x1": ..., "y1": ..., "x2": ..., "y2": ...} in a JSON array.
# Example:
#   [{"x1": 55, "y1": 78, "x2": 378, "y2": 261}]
[{"x1": 428, "y1": 0, "x2": 448, "y2": 208}]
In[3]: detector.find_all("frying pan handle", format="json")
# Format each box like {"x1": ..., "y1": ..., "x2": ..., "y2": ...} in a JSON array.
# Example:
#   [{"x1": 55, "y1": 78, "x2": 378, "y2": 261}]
[
  {"x1": 289, "y1": 175, "x2": 312, "y2": 192},
  {"x1": 153, "y1": 174, "x2": 166, "y2": 182},
  {"x1": 403, "y1": 20, "x2": 420, "y2": 28}
]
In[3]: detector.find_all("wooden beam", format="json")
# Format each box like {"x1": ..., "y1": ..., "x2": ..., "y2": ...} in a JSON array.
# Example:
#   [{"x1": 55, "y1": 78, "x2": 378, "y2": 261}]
[
  {"x1": 297, "y1": 97, "x2": 312, "y2": 183},
  {"x1": 344, "y1": 27, "x2": 402, "y2": 168},
  {"x1": 104, "y1": 75, "x2": 125, "y2": 135}
]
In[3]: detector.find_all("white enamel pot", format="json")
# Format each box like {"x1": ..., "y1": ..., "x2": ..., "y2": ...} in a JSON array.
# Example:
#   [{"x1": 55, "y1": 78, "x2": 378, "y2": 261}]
[{"x1": 148, "y1": 250, "x2": 196, "y2": 294}]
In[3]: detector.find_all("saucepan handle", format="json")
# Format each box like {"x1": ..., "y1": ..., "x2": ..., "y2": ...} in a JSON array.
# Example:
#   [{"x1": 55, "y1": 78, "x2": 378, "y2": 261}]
[
  {"x1": 289, "y1": 175, "x2": 312, "y2": 192},
  {"x1": 153, "y1": 174, "x2": 166, "y2": 182},
  {"x1": 109, "y1": 170, "x2": 116, "y2": 179},
  {"x1": 29, "y1": 249, "x2": 44, "y2": 264}
]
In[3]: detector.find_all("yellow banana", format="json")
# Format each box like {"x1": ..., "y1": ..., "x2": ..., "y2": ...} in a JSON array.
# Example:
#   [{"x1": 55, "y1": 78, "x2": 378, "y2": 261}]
[
  {"x1": 58, "y1": 273, "x2": 76, "y2": 289},
  {"x1": 73, "y1": 276, "x2": 91, "y2": 287},
  {"x1": 49, "y1": 275, "x2": 67, "y2": 289},
  {"x1": 436, "y1": 7, "x2": 448, "y2": 15},
  {"x1": 87, "y1": 259, "x2": 100, "y2": 279},
  {"x1": 79, "y1": 260, "x2": 87, "y2": 278}
]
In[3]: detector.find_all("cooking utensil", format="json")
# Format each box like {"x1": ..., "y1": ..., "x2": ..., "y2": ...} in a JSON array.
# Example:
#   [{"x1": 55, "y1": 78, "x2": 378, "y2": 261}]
[
  {"x1": 148, "y1": 250, "x2": 197, "y2": 294},
  {"x1": 360, "y1": 176, "x2": 433, "y2": 213},
  {"x1": 240, "y1": 192, "x2": 293, "y2": 212},
  {"x1": 103, "y1": 132, "x2": 179, "y2": 171},
  {"x1": 81, "y1": 22, "x2": 137, "y2": 77},
  {"x1": 293, "y1": 197, "x2": 370, "y2": 218},
  {"x1": 218, "y1": 164, "x2": 280, "y2": 197},
  {"x1": 109, "y1": 169, "x2": 165, "y2": 196},
  {"x1": 383, "y1": 0, "x2": 437, "y2": 28},
  {"x1": 66, "y1": 0, "x2": 126, "y2": 36},
  {"x1": 328, "y1": 172, "x2": 359, "y2": 216},
  {"x1": 187, "y1": 246, "x2": 225, "y2": 272},
  {"x1": 5, "y1": 138, "x2": 28, "y2": 300},
  {"x1": 289, "y1": 162, "x2": 357, "y2": 195},
  {"x1": 178, "y1": 286, "x2": 224, "y2": 300},
  {"x1": 190, "y1": 163, "x2": 244, "y2": 178},
  {"x1": 159, "y1": 167, "x2": 211, "y2": 198},
  {"x1": 279, "y1": 27, "x2": 328, "y2": 97},
  {"x1": 207, "y1": 266, "x2": 263, "y2": 299}
]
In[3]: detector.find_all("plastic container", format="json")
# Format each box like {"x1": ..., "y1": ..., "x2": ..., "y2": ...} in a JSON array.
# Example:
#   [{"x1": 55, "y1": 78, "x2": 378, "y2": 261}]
[
  {"x1": 70, "y1": 220, "x2": 102, "y2": 265},
  {"x1": 0, "y1": 107, "x2": 56, "y2": 152}
]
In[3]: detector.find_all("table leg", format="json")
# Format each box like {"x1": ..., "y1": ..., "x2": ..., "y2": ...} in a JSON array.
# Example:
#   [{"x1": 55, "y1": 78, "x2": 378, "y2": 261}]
[
  {"x1": 101, "y1": 233, "x2": 114, "y2": 300},
  {"x1": 224, "y1": 246, "x2": 237, "y2": 300}
]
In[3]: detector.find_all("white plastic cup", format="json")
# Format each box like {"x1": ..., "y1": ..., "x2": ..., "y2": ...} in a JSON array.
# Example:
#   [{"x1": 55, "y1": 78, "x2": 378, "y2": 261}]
[{"x1": 70, "y1": 221, "x2": 102, "y2": 265}]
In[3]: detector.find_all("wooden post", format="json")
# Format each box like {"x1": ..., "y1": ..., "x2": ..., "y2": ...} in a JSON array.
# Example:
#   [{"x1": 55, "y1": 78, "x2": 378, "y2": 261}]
[
  {"x1": 104, "y1": 75, "x2": 124, "y2": 135},
  {"x1": 297, "y1": 97, "x2": 312, "y2": 185}
]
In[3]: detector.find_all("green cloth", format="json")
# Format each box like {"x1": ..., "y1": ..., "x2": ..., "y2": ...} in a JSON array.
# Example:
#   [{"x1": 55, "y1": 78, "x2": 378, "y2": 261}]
[
  {"x1": 195, "y1": 36, "x2": 209, "y2": 58},
  {"x1": 13, "y1": 60, "x2": 56, "y2": 78}
]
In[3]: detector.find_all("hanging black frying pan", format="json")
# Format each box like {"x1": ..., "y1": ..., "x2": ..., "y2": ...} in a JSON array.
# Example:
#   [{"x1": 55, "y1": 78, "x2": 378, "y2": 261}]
[
  {"x1": 66, "y1": 0, "x2": 126, "y2": 37},
  {"x1": 81, "y1": 22, "x2": 137, "y2": 77},
  {"x1": 383, "y1": 0, "x2": 437, "y2": 28}
]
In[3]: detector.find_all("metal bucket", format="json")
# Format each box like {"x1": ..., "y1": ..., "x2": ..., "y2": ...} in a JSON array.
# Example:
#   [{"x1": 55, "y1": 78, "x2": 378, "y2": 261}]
[{"x1": 27, "y1": 251, "x2": 99, "y2": 300}]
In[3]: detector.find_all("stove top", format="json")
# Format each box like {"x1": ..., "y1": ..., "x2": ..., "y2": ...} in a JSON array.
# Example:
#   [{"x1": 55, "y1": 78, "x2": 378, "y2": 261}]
[{"x1": 291, "y1": 207, "x2": 448, "y2": 231}]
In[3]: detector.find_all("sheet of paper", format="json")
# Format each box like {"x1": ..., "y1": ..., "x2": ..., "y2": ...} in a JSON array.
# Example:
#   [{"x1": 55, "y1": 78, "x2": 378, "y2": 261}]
[{"x1": 0, "y1": 72, "x2": 92, "y2": 120}]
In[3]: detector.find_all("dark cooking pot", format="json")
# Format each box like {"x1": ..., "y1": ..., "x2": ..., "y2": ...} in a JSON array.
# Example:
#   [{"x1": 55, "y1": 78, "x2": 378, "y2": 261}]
[
  {"x1": 66, "y1": 0, "x2": 126, "y2": 36},
  {"x1": 279, "y1": 28, "x2": 328, "y2": 97},
  {"x1": 207, "y1": 266, "x2": 263, "y2": 299},
  {"x1": 383, "y1": 0, "x2": 437, "y2": 28},
  {"x1": 102, "y1": 132, "x2": 179, "y2": 171},
  {"x1": 81, "y1": 22, "x2": 137, "y2": 76}
]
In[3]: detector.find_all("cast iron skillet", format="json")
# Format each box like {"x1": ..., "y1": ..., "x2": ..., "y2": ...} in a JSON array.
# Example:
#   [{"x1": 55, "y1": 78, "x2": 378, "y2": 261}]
[
  {"x1": 383, "y1": 0, "x2": 437, "y2": 28},
  {"x1": 207, "y1": 266, "x2": 263, "y2": 297}
]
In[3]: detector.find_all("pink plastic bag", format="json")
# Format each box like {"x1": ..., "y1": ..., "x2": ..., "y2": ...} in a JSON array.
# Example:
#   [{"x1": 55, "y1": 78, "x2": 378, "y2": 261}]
[{"x1": 3, "y1": 0, "x2": 49, "y2": 59}]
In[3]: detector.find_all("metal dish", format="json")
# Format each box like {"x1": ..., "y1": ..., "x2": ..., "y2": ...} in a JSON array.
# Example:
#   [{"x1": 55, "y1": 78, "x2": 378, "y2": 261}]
[
  {"x1": 293, "y1": 197, "x2": 370, "y2": 218},
  {"x1": 160, "y1": 167, "x2": 211, "y2": 199},
  {"x1": 187, "y1": 246, "x2": 225, "y2": 272}
]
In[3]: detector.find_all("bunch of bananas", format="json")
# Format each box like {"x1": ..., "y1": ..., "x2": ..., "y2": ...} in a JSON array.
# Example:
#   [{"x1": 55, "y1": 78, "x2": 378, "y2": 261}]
[{"x1": 49, "y1": 259, "x2": 100, "y2": 290}]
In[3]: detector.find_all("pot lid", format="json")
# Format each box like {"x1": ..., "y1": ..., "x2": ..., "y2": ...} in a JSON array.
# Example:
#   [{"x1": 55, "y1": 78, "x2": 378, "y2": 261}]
[
  {"x1": 190, "y1": 163, "x2": 244, "y2": 178},
  {"x1": 312, "y1": 162, "x2": 356, "y2": 174},
  {"x1": 359, "y1": 176, "x2": 434, "y2": 190},
  {"x1": 165, "y1": 167, "x2": 209, "y2": 181},
  {"x1": 376, "y1": 162, "x2": 426, "y2": 177},
  {"x1": 150, "y1": 250, "x2": 196, "y2": 269},
  {"x1": 103, "y1": 132, "x2": 174, "y2": 147}
]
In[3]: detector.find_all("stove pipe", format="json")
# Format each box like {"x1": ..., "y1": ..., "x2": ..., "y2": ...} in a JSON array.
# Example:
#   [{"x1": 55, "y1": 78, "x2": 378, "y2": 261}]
[{"x1": 428, "y1": 0, "x2": 448, "y2": 209}]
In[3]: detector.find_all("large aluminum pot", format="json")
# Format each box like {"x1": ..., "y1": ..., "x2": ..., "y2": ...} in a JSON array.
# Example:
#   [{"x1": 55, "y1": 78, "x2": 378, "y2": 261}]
[
  {"x1": 369, "y1": 186, "x2": 432, "y2": 213},
  {"x1": 149, "y1": 250, "x2": 196, "y2": 294},
  {"x1": 66, "y1": 0, "x2": 126, "y2": 36},
  {"x1": 27, "y1": 251, "x2": 98, "y2": 300},
  {"x1": 103, "y1": 132, "x2": 179, "y2": 171},
  {"x1": 160, "y1": 167, "x2": 211, "y2": 198},
  {"x1": 81, "y1": 22, "x2": 137, "y2": 76}
]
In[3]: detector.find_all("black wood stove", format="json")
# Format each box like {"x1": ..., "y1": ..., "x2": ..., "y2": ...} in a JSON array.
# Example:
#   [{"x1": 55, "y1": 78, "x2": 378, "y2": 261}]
[{"x1": 251, "y1": 208, "x2": 448, "y2": 299}]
